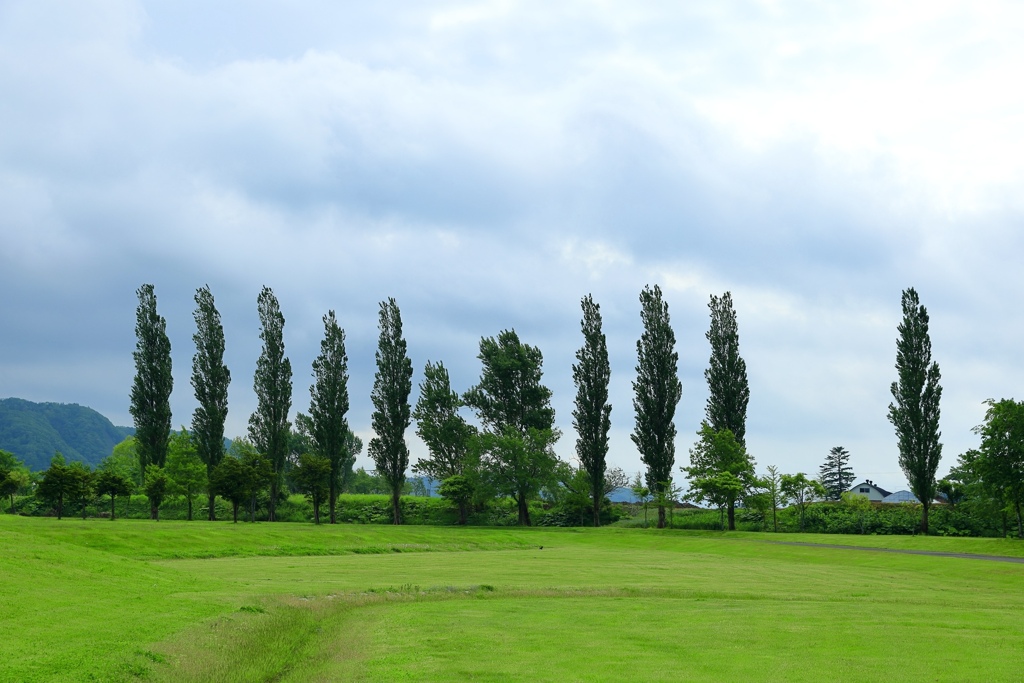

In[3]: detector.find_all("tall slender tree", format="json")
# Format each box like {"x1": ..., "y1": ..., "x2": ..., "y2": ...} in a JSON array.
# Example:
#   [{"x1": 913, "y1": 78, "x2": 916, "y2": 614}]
[
  {"x1": 888, "y1": 287, "x2": 943, "y2": 534},
  {"x1": 464, "y1": 329, "x2": 559, "y2": 526},
  {"x1": 631, "y1": 285, "x2": 682, "y2": 529},
  {"x1": 130, "y1": 283, "x2": 173, "y2": 519},
  {"x1": 308, "y1": 310, "x2": 351, "y2": 524},
  {"x1": 191, "y1": 285, "x2": 230, "y2": 521},
  {"x1": 248, "y1": 286, "x2": 292, "y2": 522},
  {"x1": 819, "y1": 446, "x2": 855, "y2": 501},
  {"x1": 412, "y1": 360, "x2": 476, "y2": 523},
  {"x1": 368, "y1": 298, "x2": 413, "y2": 525},
  {"x1": 705, "y1": 292, "x2": 749, "y2": 446},
  {"x1": 573, "y1": 294, "x2": 612, "y2": 527}
]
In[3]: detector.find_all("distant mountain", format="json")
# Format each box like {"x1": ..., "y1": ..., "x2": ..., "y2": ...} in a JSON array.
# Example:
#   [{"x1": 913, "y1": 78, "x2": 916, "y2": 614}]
[{"x1": 0, "y1": 398, "x2": 133, "y2": 471}]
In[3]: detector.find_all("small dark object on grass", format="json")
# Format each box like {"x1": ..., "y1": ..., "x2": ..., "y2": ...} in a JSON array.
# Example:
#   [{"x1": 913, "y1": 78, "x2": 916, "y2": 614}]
[{"x1": 539, "y1": 546, "x2": 543, "y2": 550}]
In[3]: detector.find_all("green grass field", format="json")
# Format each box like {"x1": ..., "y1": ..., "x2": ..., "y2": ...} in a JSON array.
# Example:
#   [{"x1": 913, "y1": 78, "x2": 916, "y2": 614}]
[{"x1": 2, "y1": 515, "x2": 1023, "y2": 681}]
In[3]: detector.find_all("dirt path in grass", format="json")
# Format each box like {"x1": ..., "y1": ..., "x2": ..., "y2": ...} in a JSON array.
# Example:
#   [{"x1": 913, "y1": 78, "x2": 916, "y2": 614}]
[{"x1": 765, "y1": 540, "x2": 1024, "y2": 563}]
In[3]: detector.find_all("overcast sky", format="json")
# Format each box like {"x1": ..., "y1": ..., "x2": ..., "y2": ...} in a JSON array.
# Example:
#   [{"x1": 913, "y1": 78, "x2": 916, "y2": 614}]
[{"x1": 3, "y1": 1, "x2": 1023, "y2": 490}]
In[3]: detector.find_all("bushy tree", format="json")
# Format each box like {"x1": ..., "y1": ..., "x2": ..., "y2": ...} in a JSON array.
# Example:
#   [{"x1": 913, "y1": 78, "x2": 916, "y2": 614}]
[
  {"x1": 102, "y1": 437, "x2": 142, "y2": 488},
  {"x1": 464, "y1": 329, "x2": 560, "y2": 526},
  {"x1": 130, "y1": 284, "x2": 173, "y2": 519},
  {"x1": 705, "y1": 292, "x2": 749, "y2": 446},
  {"x1": 780, "y1": 472, "x2": 826, "y2": 531},
  {"x1": 973, "y1": 398, "x2": 1024, "y2": 537},
  {"x1": 819, "y1": 446, "x2": 855, "y2": 501},
  {"x1": 306, "y1": 311, "x2": 351, "y2": 524},
  {"x1": 682, "y1": 422, "x2": 755, "y2": 530},
  {"x1": 438, "y1": 474, "x2": 474, "y2": 525},
  {"x1": 368, "y1": 298, "x2": 414, "y2": 525},
  {"x1": 292, "y1": 453, "x2": 332, "y2": 524},
  {"x1": 888, "y1": 287, "x2": 943, "y2": 534},
  {"x1": 95, "y1": 469, "x2": 133, "y2": 520},
  {"x1": 249, "y1": 286, "x2": 293, "y2": 522},
  {"x1": 37, "y1": 453, "x2": 74, "y2": 519},
  {"x1": 143, "y1": 465, "x2": 168, "y2": 521},
  {"x1": 191, "y1": 285, "x2": 230, "y2": 521},
  {"x1": 68, "y1": 462, "x2": 95, "y2": 520},
  {"x1": 0, "y1": 450, "x2": 29, "y2": 514},
  {"x1": 211, "y1": 440, "x2": 273, "y2": 523},
  {"x1": 413, "y1": 360, "x2": 476, "y2": 522},
  {"x1": 165, "y1": 429, "x2": 207, "y2": 521},
  {"x1": 632, "y1": 285, "x2": 682, "y2": 528},
  {"x1": 573, "y1": 294, "x2": 612, "y2": 527}
]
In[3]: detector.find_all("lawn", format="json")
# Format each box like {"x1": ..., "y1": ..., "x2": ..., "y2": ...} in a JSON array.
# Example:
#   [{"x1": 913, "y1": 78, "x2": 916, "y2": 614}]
[{"x1": 2, "y1": 515, "x2": 1023, "y2": 681}]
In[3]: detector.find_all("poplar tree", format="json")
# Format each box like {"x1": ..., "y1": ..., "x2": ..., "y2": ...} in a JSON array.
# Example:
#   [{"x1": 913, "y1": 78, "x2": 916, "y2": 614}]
[
  {"x1": 130, "y1": 283, "x2": 173, "y2": 519},
  {"x1": 819, "y1": 446, "x2": 855, "y2": 501},
  {"x1": 368, "y1": 298, "x2": 413, "y2": 525},
  {"x1": 888, "y1": 287, "x2": 943, "y2": 534},
  {"x1": 705, "y1": 292, "x2": 749, "y2": 446},
  {"x1": 412, "y1": 360, "x2": 476, "y2": 524},
  {"x1": 308, "y1": 310, "x2": 351, "y2": 524},
  {"x1": 191, "y1": 285, "x2": 230, "y2": 520},
  {"x1": 631, "y1": 285, "x2": 682, "y2": 529},
  {"x1": 573, "y1": 294, "x2": 612, "y2": 527},
  {"x1": 249, "y1": 286, "x2": 292, "y2": 522},
  {"x1": 464, "y1": 329, "x2": 559, "y2": 526}
]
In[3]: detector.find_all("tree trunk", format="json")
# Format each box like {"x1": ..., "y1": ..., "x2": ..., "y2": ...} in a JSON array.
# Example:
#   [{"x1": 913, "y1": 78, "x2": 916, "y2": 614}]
[
  {"x1": 727, "y1": 500, "x2": 736, "y2": 531},
  {"x1": 110, "y1": 495, "x2": 116, "y2": 521},
  {"x1": 57, "y1": 494, "x2": 63, "y2": 520},
  {"x1": 517, "y1": 496, "x2": 531, "y2": 526},
  {"x1": 187, "y1": 497, "x2": 193, "y2": 521},
  {"x1": 391, "y1": 488, "x2": 402, "y2": 525},
  {"x1": 657, "y1": 505, "x2": 666, "y2": 529},
  {"x1": 268, "y1": 480, "x2": 278, "y2": 521},
  {"x1": 772, "y1": 506, "x2": 777, "y2": 533},
  {"x1": 593, "y1": 495, "x2": 601, "y2": 528},
  {"x1": 232, "y1": 501, "x2": 239, "y2": 523},
  {"x1": 921, "y1": 501, "x2": 929, "y2": 535},
  {"x1": 329, "y1": 480, "x2": 338, "y2": 524},
  {"x1": 313, "y1": 496, "x2": 320, "y2": 525},
  {"x1": 458, "y1": 501, "x2": 468, "y2": 525},
  {"x1": 250, "y1": 494, "x2": 256, "y2": 523},
  {"x1": 150, "y1": 501, "x2": 158, "y2": 520},
  {"x1": 1015, "y1": 501, "x2": 1023, "y2": 539},
  {"x1": 208, "y1": 492, "x2": 217, "y2": 521}
]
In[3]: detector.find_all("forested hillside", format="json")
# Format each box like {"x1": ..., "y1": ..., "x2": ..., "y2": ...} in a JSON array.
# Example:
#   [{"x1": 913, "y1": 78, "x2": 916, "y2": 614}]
[{"x1": 0, "y1": 398, "x2": 132, "y2": 471}]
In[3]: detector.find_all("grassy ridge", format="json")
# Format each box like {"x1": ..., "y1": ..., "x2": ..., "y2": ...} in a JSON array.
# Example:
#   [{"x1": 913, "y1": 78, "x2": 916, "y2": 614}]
[{"x1": 2, "y1": 516, "x2": 1024, "y2": 681}]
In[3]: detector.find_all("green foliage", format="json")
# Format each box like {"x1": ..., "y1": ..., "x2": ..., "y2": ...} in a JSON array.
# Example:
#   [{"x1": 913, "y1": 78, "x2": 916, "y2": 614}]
[
  {"x1": 631, "y1": 284, "x2": 681, "y2": 528},
  {"x1": 95, "y1": 468, "x2": 134, "y2": 520},
  {"x1": 438, "y1": 474, "x2": 474, "y2": 525},
  {"x1": 191, "y1": 285, "x2": 231, "y2": 521},
  {"x1": 413, "y1": 360, "x2": 475, "y2": 482},
  {"x1": 102, "y1": 436, "x2": 142, "y2": 486},
  {"x1": 165, "y1": 430, "x2": 208, "y2": 521},
  {"x1": 818, "y1": 446, "x2": 855, "y2": 501},
  {"x1": 573, "y1": 294, "x2": 612, "y2": 527},
  {"x1": 465, "y1": 328, "x2": 560, "y2": 526},
  {"x1": 36, "y1": 452, "x2": 75, "y2": 519},
  {"x1": 293, "y1": 453, "x2": 332, "y2": 524},
  {"x1": 0, "y1": 397, "x2": 133, "y2": 471},
  {"x1": 683, "y1": 423, "x2": 755, "y2": 530},
  {"x1": 781, "y1": 472, "x2": 826, "y2": 531},
  {"x1": 888, "y1": 287, "x2": 943, "y2": 533},
  {"x1": 368, "y1": 297, "x2": 414, "y2": 525},
  {"x1": 249, "y1": 286, "x2": 293, "y2": 522},
  {"x1": 144, "y1": 465, "x2": 169, "y2": 521},
  {"x1": 704, "y1": 291, "x2": 749, "y2": 446},
  {"x1": 130, "y1": 283, "x2": 174, "y2": 476},
  {"x1": 307, "y1": 310, "x2": 351, "y2": 524},
  {"x1": 972, "y1": 398, "x2": 1024, "y2": 537}
]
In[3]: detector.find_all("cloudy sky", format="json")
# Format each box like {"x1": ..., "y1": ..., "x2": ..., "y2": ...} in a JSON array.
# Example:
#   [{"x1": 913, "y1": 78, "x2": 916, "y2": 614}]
[{"x1": 3, "y1": 0, "x2": 1023, "y2": 490}]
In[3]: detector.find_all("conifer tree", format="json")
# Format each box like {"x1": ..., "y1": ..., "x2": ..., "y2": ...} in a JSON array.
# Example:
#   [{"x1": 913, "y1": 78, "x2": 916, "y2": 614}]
[
  {"x1": 888, "y1": 287, "x2": 943, "y2": 534},
  {"x1": 631, "y1": 285, "x2": 682, "y2": 529},
  {"x1": 130, "y1": 283, "x2": 173, "y2": 519},
  {"x1": 705, "y1": 292, "x2": 749, "y2": 446},
  {"x1": 308, "y1": 310, "x2": 351, "y2": 524},
  {"x1": 191, "y1": 285, "x2": 230, "y2": 520},
  {"x1": 573, "y1": 294, "x2": 612, "y2": 527},
  {"x1": 819, "y1": 446, "x2": 855, "y2": 501},
  {"x1": 368, "y1": 298, "x2": 413, "y2": 525},
  {"x1": 248, "y1": 286, "x2": 292, "y2": 522}
]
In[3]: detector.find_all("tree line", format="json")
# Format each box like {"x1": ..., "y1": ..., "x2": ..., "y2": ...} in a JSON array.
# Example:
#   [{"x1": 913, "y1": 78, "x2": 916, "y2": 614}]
[{"x1": 5, "y1": 283, "x2": 1023, "y2": 536}]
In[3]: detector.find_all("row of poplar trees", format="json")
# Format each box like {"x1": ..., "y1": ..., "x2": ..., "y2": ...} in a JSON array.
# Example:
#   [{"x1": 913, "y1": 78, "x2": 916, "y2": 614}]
[{"x1": 128, "y1": 282, "x2": 752, "y2": 528}]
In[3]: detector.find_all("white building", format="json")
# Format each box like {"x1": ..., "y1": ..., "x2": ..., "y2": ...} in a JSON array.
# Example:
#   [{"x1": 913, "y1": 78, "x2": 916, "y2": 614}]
[{"x1": 847, "y1": 480, "x2": 892, "y2": 502}]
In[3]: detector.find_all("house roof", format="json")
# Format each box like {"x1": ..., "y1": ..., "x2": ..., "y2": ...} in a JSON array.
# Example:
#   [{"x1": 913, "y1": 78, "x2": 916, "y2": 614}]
[{"x1": 849, "y1": 480, "x2": 892, "y2": 497}]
